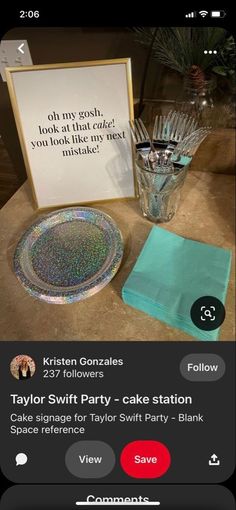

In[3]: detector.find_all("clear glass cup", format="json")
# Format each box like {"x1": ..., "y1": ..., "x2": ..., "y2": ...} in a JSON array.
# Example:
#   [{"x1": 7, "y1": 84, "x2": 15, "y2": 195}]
[{"x1": 135, "y1": 152, "x2": 187, "y2": 223}]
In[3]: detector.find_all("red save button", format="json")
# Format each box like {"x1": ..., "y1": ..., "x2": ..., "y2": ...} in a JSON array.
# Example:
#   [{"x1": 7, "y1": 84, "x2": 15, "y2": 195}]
[{"x1": 120, "y1": 440, "x2": 171, "y2": 478}]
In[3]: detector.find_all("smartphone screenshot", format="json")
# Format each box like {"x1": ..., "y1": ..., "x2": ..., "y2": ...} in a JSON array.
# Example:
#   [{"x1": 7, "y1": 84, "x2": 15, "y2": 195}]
[{"x1": 0, "y1": 7, "x2": 235, "y2": 509}]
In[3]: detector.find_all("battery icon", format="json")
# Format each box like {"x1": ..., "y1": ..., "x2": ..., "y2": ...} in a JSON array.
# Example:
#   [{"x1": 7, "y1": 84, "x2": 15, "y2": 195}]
[{"x1": 210, "y1": 10, "x2": 226, "y2": 18}]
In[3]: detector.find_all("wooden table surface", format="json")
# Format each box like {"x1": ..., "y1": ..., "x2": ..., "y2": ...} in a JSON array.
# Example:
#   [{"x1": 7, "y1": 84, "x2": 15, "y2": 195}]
[{"x1": 0, "y1": 171, "x2": 235, "y2": 341}]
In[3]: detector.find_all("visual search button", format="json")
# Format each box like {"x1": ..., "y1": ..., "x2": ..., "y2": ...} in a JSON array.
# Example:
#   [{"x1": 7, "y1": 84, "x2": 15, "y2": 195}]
[{"x1": 190, "y1": 296, "x2": 225, "y2": 331}]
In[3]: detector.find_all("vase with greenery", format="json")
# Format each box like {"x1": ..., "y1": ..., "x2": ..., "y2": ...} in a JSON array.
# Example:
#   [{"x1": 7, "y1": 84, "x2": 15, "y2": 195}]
[{"x1": 134, "y1": 27, "x2": 227, "y2": 117}]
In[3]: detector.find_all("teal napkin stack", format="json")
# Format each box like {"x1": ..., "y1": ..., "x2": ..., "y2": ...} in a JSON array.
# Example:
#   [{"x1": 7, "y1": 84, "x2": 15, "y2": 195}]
[{"x1": 122, "y1": 226, "x2": 232, "y2": 340}]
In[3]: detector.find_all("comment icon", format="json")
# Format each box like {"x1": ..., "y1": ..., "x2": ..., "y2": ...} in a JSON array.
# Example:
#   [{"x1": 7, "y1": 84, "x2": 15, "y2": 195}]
[{"x1": 15, "y1": 452, "x2": 28, "y2": 466}]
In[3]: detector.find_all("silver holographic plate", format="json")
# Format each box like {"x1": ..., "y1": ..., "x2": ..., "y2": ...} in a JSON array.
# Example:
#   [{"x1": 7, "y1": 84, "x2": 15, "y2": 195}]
[{"x1": 13, "y1": 207, "x2": 123, "y2": 304}]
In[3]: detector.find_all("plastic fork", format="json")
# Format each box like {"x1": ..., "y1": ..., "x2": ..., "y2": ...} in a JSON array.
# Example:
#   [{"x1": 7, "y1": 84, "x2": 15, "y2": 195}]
[
  {"x1": 129, "y1": 118, "x2": 158, "y2": 168},
  {"x1": 129, "y1": 118, "x2": 151, "y2": 150},
  {"x1": 171, "y1": 128, "x2": 211, "y2": 167},
  {"x1": 152, "y1": 114, "x2": 171, "y2": 148},
  {"x1": 153, "y1": 111, "x2": 199, "y2": 152}
]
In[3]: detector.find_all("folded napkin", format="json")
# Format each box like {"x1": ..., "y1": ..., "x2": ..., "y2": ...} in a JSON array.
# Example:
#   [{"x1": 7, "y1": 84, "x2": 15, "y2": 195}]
[{"x1": 122, "y1": 227, "x2": 232, "y2": 340}]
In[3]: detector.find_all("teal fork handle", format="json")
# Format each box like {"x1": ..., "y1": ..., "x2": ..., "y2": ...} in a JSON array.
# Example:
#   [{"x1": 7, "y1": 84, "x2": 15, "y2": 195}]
[{"x1": 171, "y1": 154, "x2": 192, "y2": 166}]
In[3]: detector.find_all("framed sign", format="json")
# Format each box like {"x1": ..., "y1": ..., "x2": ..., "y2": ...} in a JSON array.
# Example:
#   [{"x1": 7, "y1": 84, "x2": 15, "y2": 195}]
[{"x1": 6, "y1": 58, "x2": 135, "y2": 209}]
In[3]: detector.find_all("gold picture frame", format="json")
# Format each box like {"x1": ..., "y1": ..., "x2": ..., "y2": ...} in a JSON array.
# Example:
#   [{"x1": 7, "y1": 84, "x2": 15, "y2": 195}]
[{"x1": 6, "y1": 58, "x2": 136, "y2": 210}]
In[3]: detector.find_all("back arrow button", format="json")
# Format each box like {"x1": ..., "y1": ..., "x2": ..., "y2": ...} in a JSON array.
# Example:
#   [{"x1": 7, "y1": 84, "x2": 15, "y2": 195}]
[{"x1": 18, "y1": 43, "x2": 25, "y2": 54}]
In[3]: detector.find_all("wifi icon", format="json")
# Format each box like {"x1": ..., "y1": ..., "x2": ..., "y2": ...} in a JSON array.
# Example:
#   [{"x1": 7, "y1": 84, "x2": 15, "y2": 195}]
[{"x1": 199, "y1": 10, "x2": 208, "y2": 17}]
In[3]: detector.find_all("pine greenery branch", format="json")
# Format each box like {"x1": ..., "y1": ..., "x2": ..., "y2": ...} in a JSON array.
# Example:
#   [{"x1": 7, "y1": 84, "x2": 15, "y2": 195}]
[{"x1": 134, "y1": 27, "x2": 227, "y2": 75}]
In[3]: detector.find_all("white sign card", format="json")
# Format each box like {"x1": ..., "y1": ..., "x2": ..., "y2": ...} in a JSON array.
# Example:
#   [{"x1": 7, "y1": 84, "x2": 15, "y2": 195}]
[{"x1": 6, "y1": 59, "x2": 135, "y2": 209}]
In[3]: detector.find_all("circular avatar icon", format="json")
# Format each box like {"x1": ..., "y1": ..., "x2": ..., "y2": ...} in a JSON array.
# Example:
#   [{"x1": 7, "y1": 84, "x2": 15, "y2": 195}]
[{"x1": 10, "y1": 354, "x2": 36, "y2": 380}]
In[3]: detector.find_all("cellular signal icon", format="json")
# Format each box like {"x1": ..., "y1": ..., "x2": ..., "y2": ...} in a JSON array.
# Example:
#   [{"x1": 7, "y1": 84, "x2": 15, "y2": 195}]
[{"x1": 185, "y1": 11, "x2": 196, "y2": 17}]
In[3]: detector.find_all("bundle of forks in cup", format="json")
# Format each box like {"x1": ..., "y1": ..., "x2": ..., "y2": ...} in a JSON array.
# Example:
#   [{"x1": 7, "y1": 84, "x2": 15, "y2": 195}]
[
  {"x1": 130, "y1": 110, "x2": 211, "y2": 173},
  {"x1": 129, "y1": 111, "x2": 211, "y2": 221}
]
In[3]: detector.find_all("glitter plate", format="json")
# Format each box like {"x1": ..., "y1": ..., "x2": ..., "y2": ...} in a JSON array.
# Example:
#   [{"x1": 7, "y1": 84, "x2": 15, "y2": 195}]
[{"x1": 14, "y1": 207, "x2": 123, "y2": 304}]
